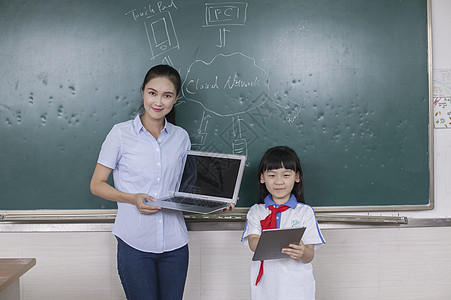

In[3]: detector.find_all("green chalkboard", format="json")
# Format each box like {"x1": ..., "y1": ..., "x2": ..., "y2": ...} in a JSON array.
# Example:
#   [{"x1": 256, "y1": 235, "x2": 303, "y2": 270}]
[{"x1": 0, "y1": 0, "x2": 431, "y2": 211}]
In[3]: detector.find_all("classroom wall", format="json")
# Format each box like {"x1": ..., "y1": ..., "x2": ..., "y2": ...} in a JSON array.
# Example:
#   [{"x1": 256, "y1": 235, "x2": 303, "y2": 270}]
[
  {"x1": 1, "y1": 0, "x2": 450, "y2": 299},
  {"x1": 1, "y1": 226, "x2": 451, "y2": 300}
]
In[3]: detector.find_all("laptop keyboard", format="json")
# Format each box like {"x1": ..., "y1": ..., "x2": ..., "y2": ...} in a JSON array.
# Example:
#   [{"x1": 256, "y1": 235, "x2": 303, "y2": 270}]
[{"x1": 164, "y1": 197, "x2": 228, "y2": 208}]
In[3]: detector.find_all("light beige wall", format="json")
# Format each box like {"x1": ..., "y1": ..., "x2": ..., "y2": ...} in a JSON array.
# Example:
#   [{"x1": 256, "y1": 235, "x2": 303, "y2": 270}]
[
  {"x1": 1, "y1": 226, "x2": 451, "y2": 300},
  {"x1": 315, "y1": 226, "x2": 451, "y2": 300}
]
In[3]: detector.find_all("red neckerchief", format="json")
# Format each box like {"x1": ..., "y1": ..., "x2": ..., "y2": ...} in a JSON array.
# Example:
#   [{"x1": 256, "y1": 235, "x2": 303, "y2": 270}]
[{"x1": 255, "y1": 205, "x2": 290, "y2": 285}]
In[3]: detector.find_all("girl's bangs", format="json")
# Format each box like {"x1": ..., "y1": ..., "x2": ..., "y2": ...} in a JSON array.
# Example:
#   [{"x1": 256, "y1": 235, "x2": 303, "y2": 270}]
[{"x1": 263, "y1": 152, "x2": 297, "y2": 172}]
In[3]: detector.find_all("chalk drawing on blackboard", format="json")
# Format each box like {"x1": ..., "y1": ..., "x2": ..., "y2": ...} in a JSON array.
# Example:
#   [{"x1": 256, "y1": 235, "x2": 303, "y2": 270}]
[
  {"x1": 273, "y1": 92, "x2": 305, "y2": 127},
  {"x1": 231, "y1": 116, "x2": 248, "y2": 157},
  {"x1": 162, "y1": 55, "x2": 174, "y2": 66},
  {"x1": 189, "y1": 111, "x2": 211, "y2": 150},
  {"x1": 144, "y1": 11, "x2": 179, "y2": 59},
  {"x1": 204, "y1": 2, "x2": 248, "y2": 27},
  {"x1": 240, "y1": 93, "x2": 276, "y2": 129},
  {"x1": 297, "y1": 20, "x2": 310, "y2": 32},
  {"x1": 221, "y1": 116, "x2": 257, "y2": 164},
  {"x1": 181, "y1": 52, "x2": 270, "y2": 117},
  {"x1": 216, "y1": 28, "x2": 231, "y2": 48}
]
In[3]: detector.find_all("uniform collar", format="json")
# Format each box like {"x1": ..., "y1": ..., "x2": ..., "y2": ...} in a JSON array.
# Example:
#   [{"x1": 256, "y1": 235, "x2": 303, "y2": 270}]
[
  {"x1": 264, "y1": 194, "x2": 298, "y2": 209},
  {"x1": 132, "y1": 114, "x2": 171, "y2": 135}
]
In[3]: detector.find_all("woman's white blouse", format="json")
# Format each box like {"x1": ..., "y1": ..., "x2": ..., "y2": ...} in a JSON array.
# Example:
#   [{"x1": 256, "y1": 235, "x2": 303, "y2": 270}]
[{"x1": 97, "y1": 115, "x2": 191, "y2": 253}]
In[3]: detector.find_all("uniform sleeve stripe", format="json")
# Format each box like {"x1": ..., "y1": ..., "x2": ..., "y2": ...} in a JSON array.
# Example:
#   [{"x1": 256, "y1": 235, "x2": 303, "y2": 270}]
[
  {"x1": 302, "y1": 203, "x2": 326, "y2": 245},
  {"x1": 241, "y1": 219, "x2": 249, "y2": 242}
]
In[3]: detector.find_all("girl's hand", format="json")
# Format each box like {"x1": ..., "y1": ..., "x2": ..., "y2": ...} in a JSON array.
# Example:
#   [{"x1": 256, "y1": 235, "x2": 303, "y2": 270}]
[
  {"x1": 211, "y1": 202, "x2": 235, "y2": 214},
  {"x1": 282, "y1": 240, "x2": 306, "y2": 260},
  {"x1": 221, "y1": 197, "x2": 238, "y2": 212},
  {"x1": 222, "y1": 202, "x2": 235, "y2": 212},
  {"x1": 131, "y1": 193, "x2": 162, "y2": 215}
]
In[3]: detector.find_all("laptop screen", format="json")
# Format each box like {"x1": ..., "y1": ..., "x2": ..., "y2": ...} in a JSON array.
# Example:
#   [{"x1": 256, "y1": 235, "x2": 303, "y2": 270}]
[{"x1": 178, "y1": 153, "x2": 243, "y2": 199}]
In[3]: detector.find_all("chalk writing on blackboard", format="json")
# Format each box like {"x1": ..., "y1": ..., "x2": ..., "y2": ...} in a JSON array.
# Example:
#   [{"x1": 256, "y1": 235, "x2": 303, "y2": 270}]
[
  {"x1": 204, "y1": 2, "x2": 248, "y2": 27},
  {"x1": 181, "y1": 52, "x2": 270, "y2": 117},
  {"x1": 203, "y1": 2, "x2": 248, "y2": 47},
  {"x1": 273, "y1": 92, "x2": 305, "y2": 127},
  {"x1": 297, "y1": 20, "x2": 310, "y2": 32},
  {"x1": 124, "y1": 0, "x2": 179, "y2": 22}
]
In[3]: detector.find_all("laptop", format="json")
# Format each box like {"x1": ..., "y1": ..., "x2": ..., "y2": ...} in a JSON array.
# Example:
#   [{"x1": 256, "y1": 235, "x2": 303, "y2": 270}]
[
  {"x1": 146, "y1": 150, "x2": 247, "y2": 214},
  {"x1": 252, "y1": 227, "x2": 306, "y2": 261}
]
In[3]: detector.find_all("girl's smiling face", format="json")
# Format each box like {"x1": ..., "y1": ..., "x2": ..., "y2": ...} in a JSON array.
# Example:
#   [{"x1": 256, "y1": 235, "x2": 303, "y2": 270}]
[
  {"x1": 260, "y1": 167, "x2": 300, "y2": 205},
  {"x1": 142, "y1": 76, "x2": 178, "y2": 122}
]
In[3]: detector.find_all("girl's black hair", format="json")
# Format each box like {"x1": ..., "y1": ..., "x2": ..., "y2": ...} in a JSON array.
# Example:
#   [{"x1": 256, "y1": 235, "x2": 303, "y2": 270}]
[
  {"x1": 256, "y1": 146, "x2": 305, "y2": 204},
  {"x1": 138, "y1": 64, "x2": 181, "y2": 124}
]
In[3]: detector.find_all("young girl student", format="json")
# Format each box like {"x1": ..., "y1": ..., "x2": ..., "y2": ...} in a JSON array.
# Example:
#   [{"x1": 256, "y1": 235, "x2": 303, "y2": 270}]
[
  {"x1": 90, "y1": 65, "x2": 191, "y2": 300},
  {"x1": 241, "y1": 146, "x2": 326, "y2": 300}
]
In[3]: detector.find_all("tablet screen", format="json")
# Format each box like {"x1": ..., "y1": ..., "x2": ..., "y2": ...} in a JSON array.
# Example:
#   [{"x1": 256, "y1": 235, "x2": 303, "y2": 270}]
[{"x1": 252, "y1": 227, "x2": 306, "y2": 261}]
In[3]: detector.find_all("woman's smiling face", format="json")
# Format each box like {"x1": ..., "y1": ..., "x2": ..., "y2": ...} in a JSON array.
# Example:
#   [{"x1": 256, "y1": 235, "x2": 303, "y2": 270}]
[{"x1": 141, "y1": 76, "x2": 178, "y2": 122}]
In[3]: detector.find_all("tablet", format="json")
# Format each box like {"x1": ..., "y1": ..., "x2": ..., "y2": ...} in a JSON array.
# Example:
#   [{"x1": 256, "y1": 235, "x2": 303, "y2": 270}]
[{"x1": 252, "y1": 227, "x2": 306, "y2": 261}]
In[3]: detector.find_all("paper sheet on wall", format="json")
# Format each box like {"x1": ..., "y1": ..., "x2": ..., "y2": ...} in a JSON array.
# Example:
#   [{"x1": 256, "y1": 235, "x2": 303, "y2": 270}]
[{"x1": 433, "y1": 69, "x2": 451, "y2": 128}]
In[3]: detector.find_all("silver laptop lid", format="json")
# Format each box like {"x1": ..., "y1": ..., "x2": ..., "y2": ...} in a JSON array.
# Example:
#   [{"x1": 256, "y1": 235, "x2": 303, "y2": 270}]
[{"x1": 175, "y1": 150, "x2": 247, "y2": 203}]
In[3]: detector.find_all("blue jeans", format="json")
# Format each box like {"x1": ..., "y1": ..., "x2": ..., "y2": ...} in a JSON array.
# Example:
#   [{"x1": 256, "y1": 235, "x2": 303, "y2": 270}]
[{"x1": 116, "y1": 237, "x2": 189, "y2": 300}]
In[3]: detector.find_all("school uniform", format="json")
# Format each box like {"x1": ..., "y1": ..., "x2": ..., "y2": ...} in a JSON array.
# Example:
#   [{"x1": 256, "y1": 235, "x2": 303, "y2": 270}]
[{"x1": 242, "y1": 194, "x2": 325, "y2": 300}]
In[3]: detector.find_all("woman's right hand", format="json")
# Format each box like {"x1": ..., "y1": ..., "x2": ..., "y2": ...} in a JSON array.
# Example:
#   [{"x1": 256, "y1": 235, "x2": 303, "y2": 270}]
[
  {"x1": 130, "y1": 193, "x2": 162, "y2": 215},
  {"x1": 91, "y1": 164, "x2": 162, "y2": 215}
]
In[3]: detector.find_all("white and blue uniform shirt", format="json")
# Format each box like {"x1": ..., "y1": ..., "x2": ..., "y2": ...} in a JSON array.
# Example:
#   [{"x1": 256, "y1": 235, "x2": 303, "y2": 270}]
[
  {"x1": 242, "y1": 194, "x2": 326, "y2": 300},
  {"x1": 97, "y1": 114, "x2": 191, "y2": 253}
]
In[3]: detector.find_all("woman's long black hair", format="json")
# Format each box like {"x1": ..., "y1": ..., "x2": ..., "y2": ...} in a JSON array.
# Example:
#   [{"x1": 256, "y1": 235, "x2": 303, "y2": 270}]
[
  {"x1": 256, "y1": 146, "x2": 305, "y2": 204},
  {"x1": 139, "y1": 64, "x2": 181, "y2": 124}
]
